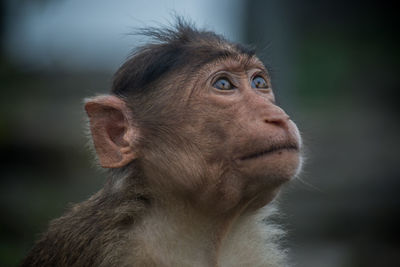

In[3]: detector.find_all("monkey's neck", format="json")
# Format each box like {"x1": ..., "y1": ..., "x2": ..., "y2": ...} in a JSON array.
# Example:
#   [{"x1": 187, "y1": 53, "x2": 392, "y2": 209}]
[
  {"x1": 131, "y1": 197, "x2": 285, "y2": 267},
  {"x1": 131, "y1": 198, "x2": 224, "y2": 266}
]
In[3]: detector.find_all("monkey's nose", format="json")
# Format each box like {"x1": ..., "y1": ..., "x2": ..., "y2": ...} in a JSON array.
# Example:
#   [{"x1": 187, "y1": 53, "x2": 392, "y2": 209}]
[{"x1": 263, "y1": 108, "x2": 290, "y2": 128}]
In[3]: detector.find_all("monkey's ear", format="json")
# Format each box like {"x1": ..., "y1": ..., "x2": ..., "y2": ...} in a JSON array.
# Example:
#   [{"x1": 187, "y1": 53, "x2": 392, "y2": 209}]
[{"x1": 84, "y1": 95, "x2": 139, "y2": 168}]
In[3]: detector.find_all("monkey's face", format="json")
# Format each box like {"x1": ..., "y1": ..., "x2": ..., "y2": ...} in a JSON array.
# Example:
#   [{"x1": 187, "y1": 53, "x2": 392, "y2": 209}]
[{"x1": 140, "y1": 56, "x2": 302, "y2": 212}]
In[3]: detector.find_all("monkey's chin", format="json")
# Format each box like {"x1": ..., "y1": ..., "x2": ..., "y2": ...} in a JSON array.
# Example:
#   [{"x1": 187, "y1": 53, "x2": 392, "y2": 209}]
[{"x1": 238, "y1": 149, "x2": 301, "y2": 188}]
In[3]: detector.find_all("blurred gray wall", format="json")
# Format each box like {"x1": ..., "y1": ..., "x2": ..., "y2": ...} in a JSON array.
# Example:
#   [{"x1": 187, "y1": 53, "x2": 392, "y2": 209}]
[{"x1": 4, "y1": 0, "x2": 244, "y2": 72}]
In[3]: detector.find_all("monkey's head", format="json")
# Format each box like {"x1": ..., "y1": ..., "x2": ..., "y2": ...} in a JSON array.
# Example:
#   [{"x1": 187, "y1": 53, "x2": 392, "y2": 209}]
[{"x1": 85, "y1": 20, "x2": 302, "y2": 214}]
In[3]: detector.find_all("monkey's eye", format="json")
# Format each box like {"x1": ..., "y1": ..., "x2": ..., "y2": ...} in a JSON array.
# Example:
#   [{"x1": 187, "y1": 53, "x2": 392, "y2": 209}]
[
  {"x1": 251, "y1": 76, "x2": 269, "y2": 89},
  {"x1": 213, "y1": 78, "x2": 234, "y2": 90}
]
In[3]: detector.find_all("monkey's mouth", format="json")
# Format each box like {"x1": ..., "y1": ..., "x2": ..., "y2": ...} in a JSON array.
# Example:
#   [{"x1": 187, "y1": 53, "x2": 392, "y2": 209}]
[{"x1": 239, "y1": 143, "x2": 299, "y2": 161}]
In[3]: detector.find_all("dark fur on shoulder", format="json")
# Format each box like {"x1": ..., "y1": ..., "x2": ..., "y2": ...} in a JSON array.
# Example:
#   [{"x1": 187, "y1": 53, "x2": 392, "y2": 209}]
[{"x1": 21, "y1": 166, "x2": 150, "y2": 267}]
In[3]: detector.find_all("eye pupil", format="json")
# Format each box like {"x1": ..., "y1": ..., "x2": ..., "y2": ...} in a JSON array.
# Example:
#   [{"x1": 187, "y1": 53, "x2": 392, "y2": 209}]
[
  {"x1": 214, "y1": 78, "x2": 233, "y2": 90},
  {"x1": 252, "y1": 76, "x2": 268, "y2": 89}
]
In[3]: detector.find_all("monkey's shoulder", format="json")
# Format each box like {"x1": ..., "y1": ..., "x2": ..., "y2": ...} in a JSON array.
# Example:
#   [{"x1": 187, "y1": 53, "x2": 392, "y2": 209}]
[{"x1": 21, "y1": 190, "x2": 147, "y2": 267}]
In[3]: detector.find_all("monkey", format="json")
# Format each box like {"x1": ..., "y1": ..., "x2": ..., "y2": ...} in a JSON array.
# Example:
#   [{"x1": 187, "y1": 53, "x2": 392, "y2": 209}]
[{"x1": 21, "y1": 19, "x2": 302, "y2": 267}]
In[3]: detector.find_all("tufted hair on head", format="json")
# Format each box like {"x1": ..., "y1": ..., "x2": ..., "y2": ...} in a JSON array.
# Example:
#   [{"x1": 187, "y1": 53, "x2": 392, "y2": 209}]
[{"x1": 111, "y1": 17, "x2": 255, "y2": 97}]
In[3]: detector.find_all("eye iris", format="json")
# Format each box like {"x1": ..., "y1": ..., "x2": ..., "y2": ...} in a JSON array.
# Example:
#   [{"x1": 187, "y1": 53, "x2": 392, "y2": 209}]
[
  {"x1": 252, "y1": 76, "x2": 268, "y2": 88},
  {"x1": 214, "y1": 78, "x2": 232, "y2": 90}
]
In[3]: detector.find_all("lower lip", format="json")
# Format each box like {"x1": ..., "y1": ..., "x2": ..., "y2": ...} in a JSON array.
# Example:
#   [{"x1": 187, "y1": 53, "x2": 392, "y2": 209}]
[{"x1": 240, "y1": 147, "x2": 299, "y2": 161}]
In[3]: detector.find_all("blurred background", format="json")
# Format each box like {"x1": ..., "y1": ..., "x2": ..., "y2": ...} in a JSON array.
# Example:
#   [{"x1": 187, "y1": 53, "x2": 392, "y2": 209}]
[{"x1": 0, "y1": 0, "x2": 399, "y2": 266}]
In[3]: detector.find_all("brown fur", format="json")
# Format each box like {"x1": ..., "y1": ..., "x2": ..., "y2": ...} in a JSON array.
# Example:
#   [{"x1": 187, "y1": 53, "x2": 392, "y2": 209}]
[
  {"x1": 21, "y1": 167, "x2": 150, "y2": 267},
  {"x1": 21, "y1": 20, "x2": 302, "y2": 267}
]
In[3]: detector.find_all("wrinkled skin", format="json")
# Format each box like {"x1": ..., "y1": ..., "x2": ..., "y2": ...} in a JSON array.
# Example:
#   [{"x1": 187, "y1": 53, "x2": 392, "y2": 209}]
[{"x1": 138, "y1": 56, "x2": 301, "y2": 214}]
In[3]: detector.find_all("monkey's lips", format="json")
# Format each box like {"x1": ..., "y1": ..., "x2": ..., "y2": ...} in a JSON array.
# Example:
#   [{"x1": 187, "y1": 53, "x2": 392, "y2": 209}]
[{"x1": 239, "y1": 142, "x2": 299, "y2": 162}]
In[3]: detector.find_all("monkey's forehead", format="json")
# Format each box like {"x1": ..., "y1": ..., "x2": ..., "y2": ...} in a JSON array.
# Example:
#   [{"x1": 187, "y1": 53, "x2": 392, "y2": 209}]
[{"x1": 199, "y1": 55, "x2": 266, "y2": 74}]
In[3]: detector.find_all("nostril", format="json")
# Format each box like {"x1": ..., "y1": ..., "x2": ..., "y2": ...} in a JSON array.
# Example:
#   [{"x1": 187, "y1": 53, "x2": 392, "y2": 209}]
[
  {"x1": 264, "y1": 119, "x2": 282, "y2": 126},
  {"x1": 262, "y1": 104, "x2": 290, "y2": 126},
  {"x1": 264, "y1": 114, "x2": 290, "y2": 127}
]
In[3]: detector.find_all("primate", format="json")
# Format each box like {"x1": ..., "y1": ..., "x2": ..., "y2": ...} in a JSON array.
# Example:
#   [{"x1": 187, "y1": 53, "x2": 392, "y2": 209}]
[{"x1": 21, "y1": 19, "x2": 302, "y2": 267}]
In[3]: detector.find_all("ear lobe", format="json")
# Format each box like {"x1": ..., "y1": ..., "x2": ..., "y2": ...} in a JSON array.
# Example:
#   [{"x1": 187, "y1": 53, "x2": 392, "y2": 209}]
[{"x1": 84, "y1": 95, "x2": 139, "y2": 168}]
